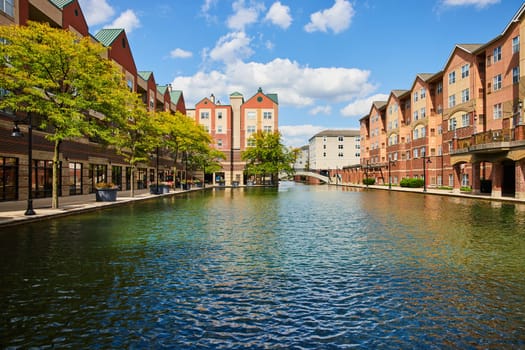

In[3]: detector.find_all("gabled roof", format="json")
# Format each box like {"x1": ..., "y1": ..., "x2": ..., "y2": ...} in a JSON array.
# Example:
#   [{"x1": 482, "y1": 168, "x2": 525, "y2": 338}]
[
  {"x1": 94, "y1": 28, "x2": 124, "y2": 47},
  {"x1": 391, "y1": 89, "x2": 409, "y2": 98},
  {"x1": 230, "y1": 91, "x2": 243, "y2": 97},
  {"x1": 138, "y1": 71, "x2": 153, "y2": 81},
  {"x1": 372, "y1": 101, "x2": 387, "y2": 110},
  {"x1": 267, "y1": 93, "x2": 278, "y2": 104},
  {"x1": 416, "y1": 73, "x2": 435, "y2": 82},
  {"x1": 49, "y1": 0, "x2": 74, "y2": 9},
  {"x1": 442, "y1": 44, "x2": 483, "y2": 71},
  {"x1": 170, "y1": 90, "x2": 183, "y2": 103},
  {"x1": 157, "y1": 85, "x2": 168, "y2": 95}
]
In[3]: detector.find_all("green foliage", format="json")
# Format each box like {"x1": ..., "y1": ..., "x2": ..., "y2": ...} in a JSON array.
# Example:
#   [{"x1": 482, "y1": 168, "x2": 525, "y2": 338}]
[
  {"x1": 0, "y1": 22, "x2": 133, "y2": 208},
  {"x1": 242, "y1": 131, "x2": 296, "y2": 180},
  {"x1": 400, "y1": 178, "x2": 424, "y2": 188},
  {"x1": 362, "y1": 178, "x2": 375, "y2": 185}
]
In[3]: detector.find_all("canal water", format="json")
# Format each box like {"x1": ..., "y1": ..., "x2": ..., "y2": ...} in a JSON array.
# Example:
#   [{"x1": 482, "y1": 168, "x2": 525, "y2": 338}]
[{"x1": 1, "y1": 183, "x2": 524, "y2": 349}]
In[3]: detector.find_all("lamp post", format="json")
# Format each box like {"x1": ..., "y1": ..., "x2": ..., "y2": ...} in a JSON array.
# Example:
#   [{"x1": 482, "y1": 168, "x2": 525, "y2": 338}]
[
  {"x1": 422, "y1": 154, "x2": 432, "y2": 192},
  {"x1": 365, "y1": 160, "x2": 370, "y2": 189},
  {"x1": 388, "y1": 159, "x2": 396, "y2": 190},
  {"x1": 155, "y1": 147, "x2": 159, "y2": 194},
  {"x1": 11, "y1": 113, "x2": 36, "y2": 215}
]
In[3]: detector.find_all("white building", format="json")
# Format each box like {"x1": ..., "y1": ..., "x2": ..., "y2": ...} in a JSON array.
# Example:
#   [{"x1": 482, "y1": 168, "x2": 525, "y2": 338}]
[
  {"x1": 293, "y1": 145, "x2": 309, "y2": 170},
  {"x1": 309, "y1": 130, "x2": 361, "y2": 170}
]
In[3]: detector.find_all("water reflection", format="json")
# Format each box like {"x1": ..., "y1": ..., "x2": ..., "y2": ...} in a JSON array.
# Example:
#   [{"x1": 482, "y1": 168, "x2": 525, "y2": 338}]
[{"x1": 0, "y1": 185, "x2": 524, "y2": 348}]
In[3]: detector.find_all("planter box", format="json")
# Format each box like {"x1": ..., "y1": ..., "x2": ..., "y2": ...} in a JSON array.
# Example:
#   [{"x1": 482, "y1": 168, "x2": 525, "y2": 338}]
[
  {"x1": 150, "y1": 184, "x2": 170, "y2": 194},
  {"x1": 95, "y1": 188, "x2": 118, "y2": 202}
]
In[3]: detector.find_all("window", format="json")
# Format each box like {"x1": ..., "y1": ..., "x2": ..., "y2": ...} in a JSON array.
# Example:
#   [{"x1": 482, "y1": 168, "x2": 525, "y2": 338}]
[
  {"x1": 512, "y1": 36, "x2": 520, "y2": 54},
  {"x1": 1, "y1": 0, "x2": 14, "y2": 16},
  {"x1": 338, "y1": 136, "x2": 344, "y2": 142},
  {"x1": 420, "y1": 108, "x2": 426, "y2": 119},
  {"x1": 493, "y1": 103, "x2": 502, "y2": 120},
  {"x1": 413, "y1": 128, "x2": 419, "y2": 140},
  {"x1": 461, "y1": 113, "x2": 470, "y2": 127},
  {"x1": 461, "y1": 88, "x2": 470, "y2": 103},
  {"x1": 217, "y1": 139, "x2": 223, "y2": 147},
  {"x1": 217, "y1": 111, "x2": 223, "y2": 119},
  {"x1": 448, "y1": 94, "x2": 456, "y2": 108},
  {"x1": 217, "y1": 125, "x2": 223, "y2": 133},
  {"x1": 247, "y1": 111, "x2": 256, "y2": 120},
  {"x1": 448, "y1": 71, "x2": 456, "y2": 84},
  {"x1": 201, "y1": 111, "x2": 209, "y2": 119},
  {"x1": 461, "y1": 64, "x2": 470, "y2": 79},
  {"x1": 437, "y1": 125, "x2": 442, "y2": 135},
  {"x1": 420, "y1": 88, "x2": 426, "y2": 99},
  {"x1": 448, "y1": 174, "x2": 454, "y2": 187},
  {"x1": 247, "y1": 125, "x2": 256, "y2": 134},
  {"x1": 493, "y1": 74, "x2": 502, "y2": 91},
  {"x1": 449, "y1": 118, "x2": 457, "y2": 131},
  {"x1": 436, "y1": 82, "x2": 443, "y2": 94},
  {"x1": 263, "y1": 126, "x2": 272, "y2": 133},
  {"x1": 111, "y1": 165, "x2": 122, "y2": 192},
  {"x1": 0, "y1": 156, "x2": 18, "y2": 201},
  {"x1": 338, "y1": 152, "x2": 344, "y2": 158},
  {"x1": 438, "y1": 145, "x2": 442, "y2": 156},
  {"x1": 413, "y1": 149, "x2": 419, "y2": 159},
  {"x1": 413, "y1": 110, "x2": 419, "y2": 121},
  {"x1": 263, "y1": 111, "x2": 272, "y2": 120},
  {"x1": 247, "y1": 138, "x2": 256, "y2": 147},
  {"x1": 338, "y1": 144, "x2": 344, "y2": 149},
  {"x1": 414, "y1": 92, "x2": 419, "y2": 102},
  {"x1": 493, "y1": 46, "x2": 502, "y2": 63},
  {"x1": 323, "y1": 152, "x2": 326, "y2": 157},
  {"x1": 437, "y1": 104, "x2": 443, "y2": 114},
  {"x1": 462, "y1": 174, "x2": 469, "y2": 187},
  {"x1": 513, "y1": 66, "x2": 520, "y2": 84}
]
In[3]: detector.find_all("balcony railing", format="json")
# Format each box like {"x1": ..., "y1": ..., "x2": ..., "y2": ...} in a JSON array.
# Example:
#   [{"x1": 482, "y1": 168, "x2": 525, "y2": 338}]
[{"x1": 452, "y1": 127, "x2": 525, "y2": 154}]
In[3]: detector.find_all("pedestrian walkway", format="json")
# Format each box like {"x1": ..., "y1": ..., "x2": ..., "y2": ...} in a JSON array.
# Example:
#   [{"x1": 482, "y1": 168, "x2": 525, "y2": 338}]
[{"x1": 0, "y1": 188, "x2": 196, "y2": 228}]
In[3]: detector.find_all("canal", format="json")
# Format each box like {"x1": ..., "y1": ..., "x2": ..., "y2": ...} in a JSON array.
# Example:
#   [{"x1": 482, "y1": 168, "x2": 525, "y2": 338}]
[{"x1": 1, "y1": 183, "x2": 524, "y2": 348}]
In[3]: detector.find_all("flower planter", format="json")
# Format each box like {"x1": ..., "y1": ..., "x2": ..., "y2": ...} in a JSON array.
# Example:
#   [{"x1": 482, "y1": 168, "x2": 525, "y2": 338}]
[
  {"x1": 150, "y1": 184, "x2": 170, "y2": 194},
  {"x1": 95, "y1": 188, "x2": 118, "y2": 202}
]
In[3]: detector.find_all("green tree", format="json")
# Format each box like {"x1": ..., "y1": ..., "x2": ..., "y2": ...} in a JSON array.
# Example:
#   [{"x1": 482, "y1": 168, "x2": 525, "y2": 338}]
[
  {"x1": 0, "y1": 21, "x2": 130, "y2": 208},
  {"x1": 111, "y1": 93, "x2": 160, "y2": 197},
  {"x1": 242, "y1": 131, "x2": 296, "y2": 185}
]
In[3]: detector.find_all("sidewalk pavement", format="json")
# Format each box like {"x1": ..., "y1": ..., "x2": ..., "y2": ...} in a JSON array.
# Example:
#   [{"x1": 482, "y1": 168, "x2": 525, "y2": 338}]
[
  {"x1": 1, "y1": 184, "x2": 524, "y2": 229},
  {"x1": 0, "y1": 188, "x2": 195, "y2": 229}
]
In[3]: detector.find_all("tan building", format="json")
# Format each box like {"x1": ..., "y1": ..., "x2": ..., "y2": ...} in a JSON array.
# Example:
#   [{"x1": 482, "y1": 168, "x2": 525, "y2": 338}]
[{"x1": 309, "y1": 130, "x2": 360, "y2": 172}]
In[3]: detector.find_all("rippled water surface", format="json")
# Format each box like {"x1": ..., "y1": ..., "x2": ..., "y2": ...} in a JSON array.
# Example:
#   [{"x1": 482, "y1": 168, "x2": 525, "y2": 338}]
[{"x1": 1, "y1": 184, "x2": 525, "y2": 349}]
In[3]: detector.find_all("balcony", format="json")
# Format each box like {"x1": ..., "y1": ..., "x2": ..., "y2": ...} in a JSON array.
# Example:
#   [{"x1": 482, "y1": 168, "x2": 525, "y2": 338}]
[{"x1": 452, "y1": 127, "x2": 525, "y2": 155}]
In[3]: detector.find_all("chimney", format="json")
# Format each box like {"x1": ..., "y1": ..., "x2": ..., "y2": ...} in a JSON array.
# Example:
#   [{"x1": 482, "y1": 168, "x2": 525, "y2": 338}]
[{"x1": 210, "y1": 93, "x2": 215, "y2": 103}]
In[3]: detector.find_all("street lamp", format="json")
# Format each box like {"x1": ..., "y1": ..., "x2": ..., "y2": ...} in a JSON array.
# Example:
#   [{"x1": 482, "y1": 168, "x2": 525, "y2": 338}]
[
  {"x1": 422, "y1": 154, "x2": 432, "y2": 192},
  {"x1": 388, "y1": 159, "x2": 396, "y2": 190},
  {"x1": 11, "y1": 113, "x2": 36, "y2": 215},
  {"x1": 365, "y1": 160, "x2": 370, "y2": 189}
]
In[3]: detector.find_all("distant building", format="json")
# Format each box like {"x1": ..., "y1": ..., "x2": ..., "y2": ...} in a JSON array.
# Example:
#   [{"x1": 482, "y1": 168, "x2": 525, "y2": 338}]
[
  {"x1": 192, "y1": 88, "x2": 279, "y2": 186},
  {"x1": 293, "y1": 145, "x2": 309, "y2": 170},
  {"x1": 308, "y1": 130, "x2": 361, "y2": 171}
]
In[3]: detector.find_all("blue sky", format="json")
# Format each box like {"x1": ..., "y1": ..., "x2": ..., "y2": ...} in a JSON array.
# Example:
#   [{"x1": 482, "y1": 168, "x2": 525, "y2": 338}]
[{"x1": 78, "y1": 0, "x2": 520, "y2": 147}]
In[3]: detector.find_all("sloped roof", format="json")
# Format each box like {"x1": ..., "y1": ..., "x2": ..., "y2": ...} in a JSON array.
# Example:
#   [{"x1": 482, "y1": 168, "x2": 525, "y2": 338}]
[
  {"x1": 49, "y1": 0, "x2": 74, "y2": 9},
  {"x1": 170, "y1": 90, "x2": 183, "y2": 103},
  {"x1": 267, "y1": 93, "x2": 278, "y2": 104},
  {"x1": 417, "y1": 73, "x2": 435, "y2": 81},
  {"x1": 230, "y1": 92, "x2": 243, "y2": 97},
  {"x1": 310, "y1": 129, "x2": 360, "y2": 140},
  {"x1": 94, "y1": 28, "x2": 124, "y2": 47},
  {"x1": 372, "y1": 101, "x2": 387, "y2": 110},
  {"x1": 391, "y1": 89, "x2": 409, "y2": 98},
  {"x1": 157, "y1": 85, "x2": 168, "y2": 95},
  {"x1": 138, "y1": 71, "x2": 153, "y2": 81}
]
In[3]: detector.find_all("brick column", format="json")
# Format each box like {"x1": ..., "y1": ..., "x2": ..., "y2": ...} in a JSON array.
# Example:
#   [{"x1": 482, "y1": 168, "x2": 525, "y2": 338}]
[
  {"x1": 492, "y1": 162, "x2": 503, "y2": 197},
  {"x1": 516, "y1": 159, "x2": 525, "y2": 199},
  {"x1": 453, "y1": 164, "x2": 462, "y2": 193},
  {"x1": 471, "y1": 162, "x2": 481, "y2": 194}
]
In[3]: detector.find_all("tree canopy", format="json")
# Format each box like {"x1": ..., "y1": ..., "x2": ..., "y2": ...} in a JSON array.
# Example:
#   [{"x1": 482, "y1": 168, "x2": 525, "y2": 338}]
[
  {"x1": 0, "y1": 21, "x2": 132, "y2": 208},
  {"x1": 242, "y1": 131, "x2": 296, "y2": 184}
]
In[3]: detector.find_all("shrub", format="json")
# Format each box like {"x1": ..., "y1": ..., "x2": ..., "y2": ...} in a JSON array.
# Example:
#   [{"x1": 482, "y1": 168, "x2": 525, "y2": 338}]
[
  {"x1": 400, "y1": 178, "x2": 424, "y2": 188},
  {"x1": 363, "y1": 177, "x2": 375, "y2": 185}
]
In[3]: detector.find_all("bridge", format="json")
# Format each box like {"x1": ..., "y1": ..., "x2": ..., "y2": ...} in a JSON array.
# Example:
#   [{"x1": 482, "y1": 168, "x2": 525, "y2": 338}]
[{"x1": 280, "y1": 170, "x2": 331, "y2": 184}]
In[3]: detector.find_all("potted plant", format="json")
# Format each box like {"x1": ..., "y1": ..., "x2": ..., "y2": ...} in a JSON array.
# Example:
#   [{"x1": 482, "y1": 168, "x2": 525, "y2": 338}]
[
  {"x1": 150, "y1": 182, "x2": 171, "y2": 194},
  {"x1": 95, "y1": 182, "x2": 119, "y2": 202}
]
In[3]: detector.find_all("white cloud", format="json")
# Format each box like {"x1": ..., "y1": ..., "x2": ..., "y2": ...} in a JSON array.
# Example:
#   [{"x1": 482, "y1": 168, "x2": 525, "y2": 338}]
[
  {"x1": 106, "y1": 9, "x2": 141, "y2": 34},
  {"x1": 340, "y1": 94, "x2": 389, "y2": 118},
  {"x1": 280, "y1": 124, "x2": 326, "y2": 147},
  {"x1": 170, "y1": 48, "x2": 193, "y2": 59},
  {"x1": 171, "y1": 58, "x2": 376, "y2": 109},
  {"x1": 78, "y1": 0, "x2": 115, "y2": 26},
  {"x1": 227, "y1": 0, "x2": 265, "y2": 31},
  {"x1": 309, "y1": 105, "x2": 332, "y2": 116},
  {"x1": 209, "y1": 32, "x2": 254, "y2": 64},
  {"x1": 441, "y1": 0, "x2": 500, "y2": 8},
  {"x1": 265, "y1": 1, "x2": 292, "y2": 29},
  {"x1": 304, "y1": 0, "x2": 355, "y2": 34}
]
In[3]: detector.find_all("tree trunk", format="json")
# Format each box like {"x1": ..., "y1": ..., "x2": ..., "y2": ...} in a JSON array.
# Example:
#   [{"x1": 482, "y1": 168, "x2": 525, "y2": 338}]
[
  {"x1": 130, "y1": 166, "x2": 135, "y2": 197},
  {"x1": 52, "y1": 140, "x2": 61, "y2": 209}
]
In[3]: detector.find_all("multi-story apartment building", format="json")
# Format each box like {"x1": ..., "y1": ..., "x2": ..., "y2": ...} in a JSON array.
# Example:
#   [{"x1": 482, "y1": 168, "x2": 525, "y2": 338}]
[
  {"x1": 193, "y1": 88, "x2": 279, "y2": 186},
  {"x1": 0, "y1": 0, "x2": 186, "y2": 203},
  {"x1": 348, "y1": 3, "x2": 525, "y2": 199},
  {"x1": 309, "y1": 130, "x2": 360, "y2": 172}
]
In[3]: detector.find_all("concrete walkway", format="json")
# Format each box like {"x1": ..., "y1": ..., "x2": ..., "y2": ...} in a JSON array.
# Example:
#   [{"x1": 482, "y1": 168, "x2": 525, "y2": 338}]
[
  {"x1": 1, "y1": 184, "x2": 524, "y2": 229},
  {"x1": 0, "y1": 188, "x2": 199, "y2": 228}
]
